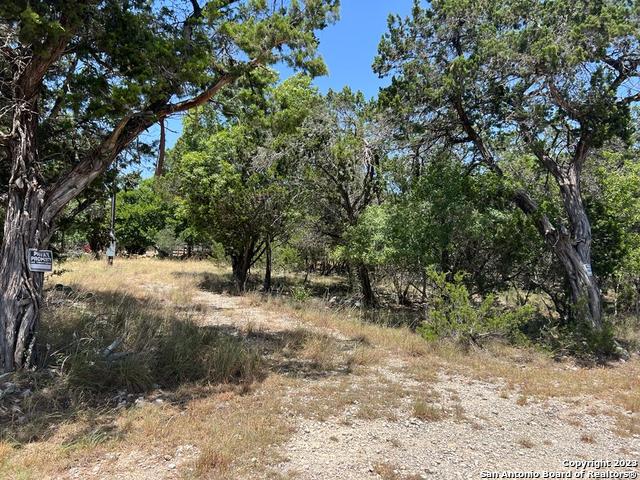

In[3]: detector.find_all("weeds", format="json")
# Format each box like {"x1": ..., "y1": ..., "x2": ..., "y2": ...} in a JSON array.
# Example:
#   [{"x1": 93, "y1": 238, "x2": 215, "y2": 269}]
[
  {"x1": 518, "y1": 437, "x2": 535, "y2": 448},
  {"x1": 412, "y1": 399, "x2": 444, "y2": 421},
  {"x1": 41, "y1": 294, "x2": 262, "y2": 395}
]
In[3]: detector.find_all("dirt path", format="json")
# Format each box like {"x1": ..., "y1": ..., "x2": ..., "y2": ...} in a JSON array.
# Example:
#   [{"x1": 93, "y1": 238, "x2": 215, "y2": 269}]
[
  {"x1": 195, "y1": 290, "x2": 640, "y2": 480},
  {"x1": 62, "y1": 287, "x2": 640, "y2": 480}
]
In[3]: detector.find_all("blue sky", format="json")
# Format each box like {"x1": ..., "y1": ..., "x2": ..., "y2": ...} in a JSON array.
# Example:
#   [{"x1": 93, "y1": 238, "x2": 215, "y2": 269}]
[
  {"x1": 295, "y1": 0, "x2": 414, "y2": 99},
  {"x1": 149, "y1": 0, "x2": 415, "y2": 152}
]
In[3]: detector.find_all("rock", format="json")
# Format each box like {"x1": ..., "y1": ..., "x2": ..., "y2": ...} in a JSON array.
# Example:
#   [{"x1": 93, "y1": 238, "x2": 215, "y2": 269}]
[{"x1": 614, "y1": 344, "x2": 630, "y2": 361}]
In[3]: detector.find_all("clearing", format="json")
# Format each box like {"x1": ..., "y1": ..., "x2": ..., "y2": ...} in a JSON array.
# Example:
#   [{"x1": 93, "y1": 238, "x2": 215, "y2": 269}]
[{"x1": 0, "y1": 259, "x2": 638, "y2": 480}]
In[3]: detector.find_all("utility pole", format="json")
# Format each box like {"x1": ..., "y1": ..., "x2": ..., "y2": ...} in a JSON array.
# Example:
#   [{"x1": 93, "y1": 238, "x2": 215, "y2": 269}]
[{"x1": 107, "y1": 188, "x2": 116, "y2": 266}]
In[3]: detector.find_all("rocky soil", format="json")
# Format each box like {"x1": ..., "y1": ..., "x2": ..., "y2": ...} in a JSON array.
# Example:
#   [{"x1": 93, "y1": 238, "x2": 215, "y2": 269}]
[{"x1": 33, "y1": 288, "x2": 640, "y2": 480}]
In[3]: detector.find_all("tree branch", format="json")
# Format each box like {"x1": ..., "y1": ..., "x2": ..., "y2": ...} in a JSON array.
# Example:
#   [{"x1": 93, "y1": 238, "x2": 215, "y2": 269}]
[
  {"x1": 547, "y1": 80, "x2": 581, "y2": 120},
  {"x1": 46, "y1": 55, "x2": 79, "y2": 122},
  {"x1": 451, "y1": 96, "x2": 503, "y2": 176},
  {"x1": 42, "y1": 70, "x2": 243, "y2": 230}
]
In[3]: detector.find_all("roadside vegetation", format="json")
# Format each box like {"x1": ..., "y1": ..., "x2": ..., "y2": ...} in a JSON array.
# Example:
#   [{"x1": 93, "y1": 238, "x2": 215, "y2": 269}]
[
  {"x1": 0, "y1": 258, "x2": 638, "y2": 478},
  {"x1": 1, "y1": 0, "x2": 640, "y2": 478}
]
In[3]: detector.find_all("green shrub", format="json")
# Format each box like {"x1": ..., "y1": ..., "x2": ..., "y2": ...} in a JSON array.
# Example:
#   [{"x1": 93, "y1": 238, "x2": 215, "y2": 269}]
[
  {"x1": 418, "y1": 269, "x2": 533, "y2": 344},
  {"x1": 67, "y1": 351, "x2": 154, "y2": 393},
  {"x1": 290, "y1": 285, "x2": 310, "y2": 303},
  {"x1": 538, "y1": 320, "x2": 617, "y2": 358}
]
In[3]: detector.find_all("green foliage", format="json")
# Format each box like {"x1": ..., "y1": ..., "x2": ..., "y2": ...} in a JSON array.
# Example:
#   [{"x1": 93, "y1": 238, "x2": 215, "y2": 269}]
[
  {"x1": 1, "y1": 0, "x2": 339, "y2": 259},
  {"x1": 116, "y1": 178, "x2": 175, "y2": 254},
  {"x1": 153, "y1": 227, "x2": 181, "y2": 258},
  {"x1": 171, "y1": 74, "x2": 320, "y2": 286},
  {"x1": 342, "y1": 156, "x2": 545, "y2": 300},
  {"x1": 418, "y1": 269, "x2": 534, "y2": 344},
  {"x1": 66, "y1": 350, "x2": 154, "y2": 393},
  {"x1": 155, "y1": 321, "x2": 262, "y2": 386},
  {"x1": 539, "y1": 320, "x2": 617, "y2": 358},
  {"x1": 374, "y1": 0, "x2": 640, "y2": 327},
  {"x1": 290, "y1": 285, "x2": 311, "y2": 303},
  {"x1": 296, "y1": 87, "x2": 386, "y2": 236}
]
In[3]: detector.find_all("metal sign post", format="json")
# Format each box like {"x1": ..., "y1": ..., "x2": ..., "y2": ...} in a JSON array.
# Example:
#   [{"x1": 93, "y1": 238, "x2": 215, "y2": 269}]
[{"x1": 108, "y1": 189, "x2": 116, "y2": 266}]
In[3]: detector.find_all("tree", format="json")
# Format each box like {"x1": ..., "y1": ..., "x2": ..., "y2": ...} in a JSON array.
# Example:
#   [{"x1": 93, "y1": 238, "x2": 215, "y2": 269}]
[
  {"x1": 343, "y1": 156, "x2": 545, "y2": 306},
  {"x1": 296, "y1": 88, "x2": 387, "y2": 307},
  {"x1": 0, "y1": 0, "x2": 338, "y2": 372},
  {"x1": 375, "y1": 0, "x2": 640, "y2": 330},
  {"x1": 173, "y1": 74, "x2": 320, "y2": 292},
  {"x1": 116, "y1": 178, "x2": 175, "y2": 254},
  {"x1": 583, "y1": 147, "x2": 640, "y2": 317}
]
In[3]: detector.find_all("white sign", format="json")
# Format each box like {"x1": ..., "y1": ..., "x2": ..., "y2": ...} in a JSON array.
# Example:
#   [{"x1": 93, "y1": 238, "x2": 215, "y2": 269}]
[
  {"x1": 28, "y1": 249, "x2": 53, "y2": 272},
  {"x1": 106, "y1": 241, "x2": 116, "y2": 257},
  {"x1": 584, "y1": 263, "x2": 593, "y2": 276}
]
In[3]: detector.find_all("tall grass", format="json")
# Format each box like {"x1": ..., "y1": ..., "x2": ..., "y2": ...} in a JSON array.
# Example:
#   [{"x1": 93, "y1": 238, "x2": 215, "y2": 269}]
[{"x1": 38, "y1": 292, "x2": 262, "y2": 394}]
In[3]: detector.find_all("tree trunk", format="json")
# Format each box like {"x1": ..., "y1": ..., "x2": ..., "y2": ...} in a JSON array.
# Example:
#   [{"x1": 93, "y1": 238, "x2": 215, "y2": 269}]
[
  {"x1": 357, "y1": 264, "x2": 376, "y2": 308},
  {"x1": 231, "y1": 253, "x2": 251, "y2": 293},
  {"x1": 263, "y1": 236, "x2": 272, "y2": 292},
  {"x1": 453, "y1": 95, "x2": 604, "y2": 331},
  {"x1": 155, "y1": 119, "x2": 166, "y2": 177},
  {"x1": 515, "y1": 185, "x2": 602, "y2": 329},
  {"x1": 0, "y1": 101, "x2": 48, "y2": 372},
  {"x1": 553, "y1": 163, "x2": 602, "y2": 329}
]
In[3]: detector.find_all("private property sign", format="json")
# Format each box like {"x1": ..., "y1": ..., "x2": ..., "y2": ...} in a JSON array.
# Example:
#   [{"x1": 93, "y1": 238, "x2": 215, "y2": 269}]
[{"x1": 28, "y1": 249, "x2": 53, "y2": 272}]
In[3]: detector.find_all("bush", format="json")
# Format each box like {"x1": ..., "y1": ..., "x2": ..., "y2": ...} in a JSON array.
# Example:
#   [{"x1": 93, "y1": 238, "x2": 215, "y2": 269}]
[
  {"x1": 538, "y1": 320, "x2": 617, "y2": 358},
  {"x1": 290, "y1": 285, "x2": 310, "y2": 303},
  {"x1": 67, "y1": 351, "x2": 155, "y2": 393},
  {"x1": 418, "y1": 269, "x2": 533, "y2": 344}
]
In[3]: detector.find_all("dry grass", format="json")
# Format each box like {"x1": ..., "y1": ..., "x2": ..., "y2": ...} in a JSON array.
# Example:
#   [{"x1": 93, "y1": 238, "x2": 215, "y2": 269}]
[
  {"x1": 614, "y1": 413, "x2": 640, "y2": 438},
  {"x1": 241, "y1": 267, "x2": 640, "y2": 437},
  {"x1": 412, "y1": 399, "x2": 444, "y2": 421},
  {"x1": 1, "y1": 258, "x2": 431, "y2": 478},
  {"x1": 566, "y1": 417, "x2": 583, "y2": 428},
  {"x1": 580, "y1": 433, "x2": 596, "y2": 444},
  {"x1": 247, "y1": 276, "x2": 640, "y2": 436},
  {"x1": 518, "y1": 437, "x2": 535, "y2": 448},
  {"x1": 413, "y1": 341, "x2": 640, "y2": 434},
  {"x1": 373, "y1": 462, "x2": 425, "y2": 480},
  {"x1": 299, "y1": 333, "x2": 342, "y2": 370},
  {"x1": 2, "y1": 257, "x2": 638, "y2": 478},
  {"x1": 249, "y1": 294, "x2": 430, "y2": 359},
  {"x1": 0, "y1": 259, "x2": 274, "y2": 478}
]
